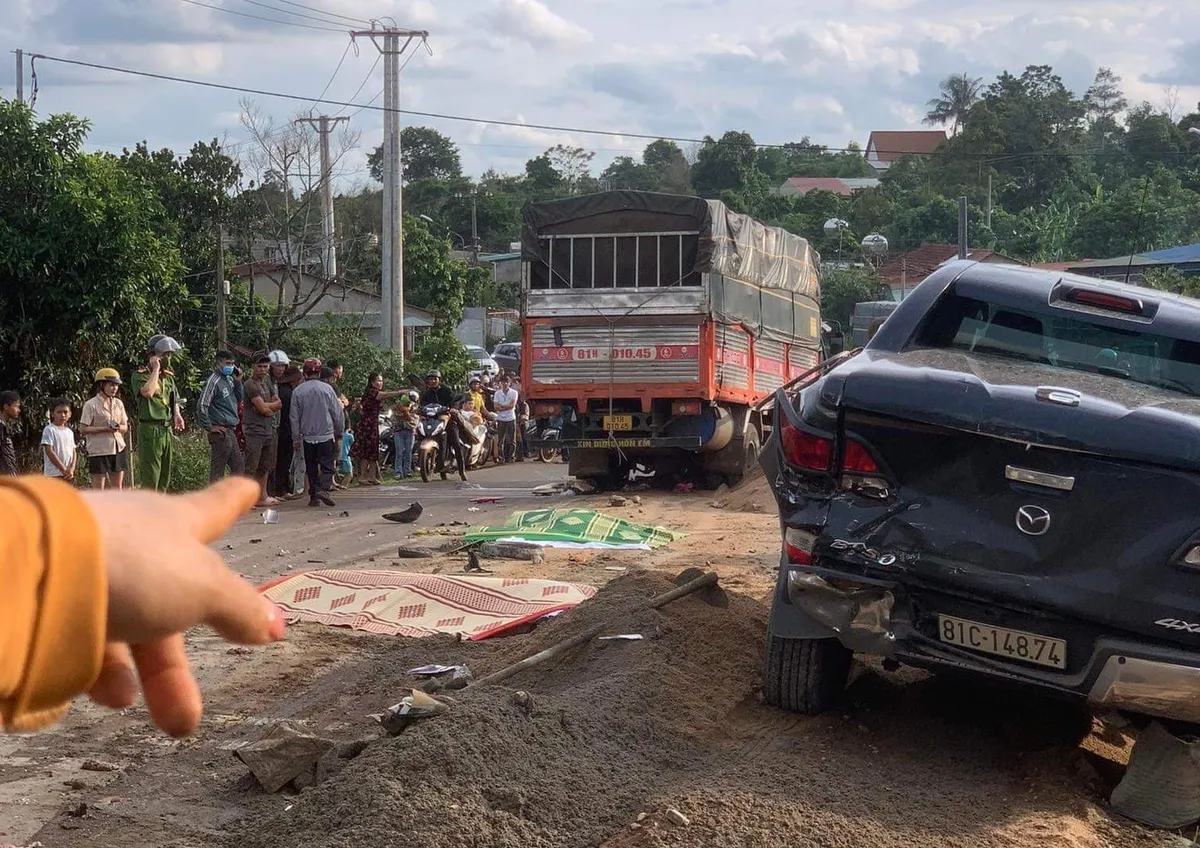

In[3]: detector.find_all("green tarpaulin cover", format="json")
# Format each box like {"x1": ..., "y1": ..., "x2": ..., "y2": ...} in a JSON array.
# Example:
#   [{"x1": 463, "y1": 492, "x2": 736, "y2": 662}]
[{"x1": 464, "y1": 509, "x2": 684, "y2": 550}]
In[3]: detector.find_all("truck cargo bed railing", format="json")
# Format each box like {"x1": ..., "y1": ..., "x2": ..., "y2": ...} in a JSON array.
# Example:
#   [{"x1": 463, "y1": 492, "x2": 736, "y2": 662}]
[{"x1": 537, "y1": 230, "x2": 701, "y2": 290}]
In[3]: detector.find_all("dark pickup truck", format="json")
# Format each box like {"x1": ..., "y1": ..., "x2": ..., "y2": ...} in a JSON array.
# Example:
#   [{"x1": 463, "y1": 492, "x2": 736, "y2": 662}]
[{"x1": 762, "y1": 260, "x2": 1200, "y2": 725}]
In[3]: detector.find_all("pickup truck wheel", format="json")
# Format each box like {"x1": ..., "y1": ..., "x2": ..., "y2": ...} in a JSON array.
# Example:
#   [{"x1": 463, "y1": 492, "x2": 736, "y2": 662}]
[{"x1": 763, "y1": 634, "x2": 852, "y2": 714}]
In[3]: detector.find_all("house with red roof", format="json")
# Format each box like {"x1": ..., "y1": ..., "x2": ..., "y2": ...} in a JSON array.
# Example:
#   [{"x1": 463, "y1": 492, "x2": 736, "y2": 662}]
[
  {"x1": 778, "y1": 177, "x2": 881, "y2": 197},
  {"x1": 865, "y1": 130, "x2": 947, "y2": 173},
  {"x1": 876, "y1": 243, "x2": 1025, "y2": 299}
]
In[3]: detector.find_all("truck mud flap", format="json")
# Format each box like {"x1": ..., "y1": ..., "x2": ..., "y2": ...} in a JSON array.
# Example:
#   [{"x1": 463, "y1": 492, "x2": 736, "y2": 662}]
[{"x1": 528, "y1": 436, "x2": 702, "y2": 450}]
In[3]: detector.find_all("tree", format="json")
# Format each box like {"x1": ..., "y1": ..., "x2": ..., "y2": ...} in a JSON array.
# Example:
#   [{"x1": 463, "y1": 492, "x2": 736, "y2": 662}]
[
  {"x1": 820, "y1": 268, "x2": 890, "y2": 330},
  {"x1": 642, "y1": 139, "x2": 692, "y2": 193},
  {"x1": 234, "y1": 100, "x2": 362, "y2": 337},
  {"x1": 691, "y1": 131, "x2": 758, "y2": 197},
  {"x1": 1084, "y1": 67, "x2": 1128, "y2": 128},
  {"x1": 0, "y1": 101, "x2": 185, "y2": 435},
  {"x1": 524, "y1": 154, "x2": 563, "y2": 196},
  {"x1": 1142, "y1": 266, "x2": 1200, "y2": 298},
  {"x1": 367, "y1": 126, "x2": 463, "y2": 183},
  {"x1": 402, "y1": 213, "x2": 468, "y2": 328},
  {"x1": 923, "y1": 73, "x2": 983, "y2": 135},
  {"x1": 546, "y1": 144, "x2": 595, "y2": 193},
  {"x1": 1069, "y1": 169, "x2": 1200, "y2": 259},
  {"x1": 600, "y1": 156, "x2": 653, "y2": 190}
]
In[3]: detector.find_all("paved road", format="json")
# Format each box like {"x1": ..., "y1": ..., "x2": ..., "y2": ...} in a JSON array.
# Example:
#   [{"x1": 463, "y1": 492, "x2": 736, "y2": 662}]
[{"x1": 219, "y1": 461, "x2": 570, "y2": 584}]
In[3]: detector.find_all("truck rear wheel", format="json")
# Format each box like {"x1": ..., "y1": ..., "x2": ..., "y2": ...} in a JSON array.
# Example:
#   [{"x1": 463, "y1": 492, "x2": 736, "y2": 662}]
[
  {"x1": 724, "y1": 426, "x2": 761, "y2": 487},
  {"x1": 763, "y1": 634, "x2": 852, "y2": 715}
]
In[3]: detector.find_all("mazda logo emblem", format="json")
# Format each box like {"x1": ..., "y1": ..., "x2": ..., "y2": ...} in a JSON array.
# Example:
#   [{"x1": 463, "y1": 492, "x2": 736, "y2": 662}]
[{"x1": 1016, "y1": 505, "x2": 1051, "y2": 536}]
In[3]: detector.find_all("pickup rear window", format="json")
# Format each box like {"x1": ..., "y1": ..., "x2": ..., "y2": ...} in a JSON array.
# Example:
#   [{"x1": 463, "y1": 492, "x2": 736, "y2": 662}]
[{"x1": 912, "y1": 292, "x2": 1200, "y2": 396}]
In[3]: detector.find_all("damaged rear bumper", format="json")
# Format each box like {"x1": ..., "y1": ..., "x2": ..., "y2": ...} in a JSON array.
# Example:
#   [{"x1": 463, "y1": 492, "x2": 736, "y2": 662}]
[{"x1": 772, "y1": 559, "x2": 1200, "y2": 724}]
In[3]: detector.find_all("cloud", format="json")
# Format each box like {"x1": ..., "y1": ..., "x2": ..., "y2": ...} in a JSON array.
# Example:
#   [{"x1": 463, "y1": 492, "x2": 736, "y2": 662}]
[
  {"x1": 485, "y1": 0, "x2": 592, "y2": 49},
  {"x1": 1147, "y1": 41, "x2": 1200, "y2": 86}
]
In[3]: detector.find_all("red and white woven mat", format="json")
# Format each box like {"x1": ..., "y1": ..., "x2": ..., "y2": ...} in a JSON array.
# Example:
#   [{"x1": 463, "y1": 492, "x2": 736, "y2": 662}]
[{"x1": 259, "y1": 569, "x2": 597, "y2": 641}]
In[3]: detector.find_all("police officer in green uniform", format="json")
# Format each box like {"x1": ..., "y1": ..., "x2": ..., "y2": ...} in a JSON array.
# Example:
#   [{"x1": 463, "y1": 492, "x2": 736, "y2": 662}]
[{"x1": 130, "y1": 334, "x2": 186, "y2": 490}]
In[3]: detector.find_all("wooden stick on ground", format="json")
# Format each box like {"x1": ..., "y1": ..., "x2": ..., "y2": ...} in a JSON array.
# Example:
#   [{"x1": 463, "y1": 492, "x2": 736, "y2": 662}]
[{"x1": 473, "y1": 571, "x2": 720, "y2": 688}]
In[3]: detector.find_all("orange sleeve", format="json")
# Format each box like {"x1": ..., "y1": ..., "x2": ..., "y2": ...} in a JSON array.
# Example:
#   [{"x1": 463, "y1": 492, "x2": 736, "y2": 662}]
[{"x1": 0, "y1": 476, "x2": 106, "y2": 732}]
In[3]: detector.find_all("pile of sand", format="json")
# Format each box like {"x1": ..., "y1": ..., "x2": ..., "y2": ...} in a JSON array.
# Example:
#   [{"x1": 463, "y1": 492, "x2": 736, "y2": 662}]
[
  {"x1": 227, "y1": 574, "x2": 1157, "y2": 848},
  {"x1": 720, "y1": 470, "x2": 774, "y2": 514}
]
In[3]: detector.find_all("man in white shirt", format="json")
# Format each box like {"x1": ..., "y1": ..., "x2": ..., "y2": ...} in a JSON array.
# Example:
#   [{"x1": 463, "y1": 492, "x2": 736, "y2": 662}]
[{"x1": 492, "y1": 374, "x2": 519, "y2": 463}]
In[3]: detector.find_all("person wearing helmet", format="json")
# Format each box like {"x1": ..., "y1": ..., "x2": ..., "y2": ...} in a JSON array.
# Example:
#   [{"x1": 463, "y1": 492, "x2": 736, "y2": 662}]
[
  {"x1": 467, "y1": 376, "x2": 488, "y2": 421},
  {"x1": 79, "y1": 368, "x2": 130, "y2": 490},
  {"x1": 131, "y1": 334, "x2": 185, "y2": 491},
  {"x1": 420, "y1": 369, "x2": 453, "y2": 408}
]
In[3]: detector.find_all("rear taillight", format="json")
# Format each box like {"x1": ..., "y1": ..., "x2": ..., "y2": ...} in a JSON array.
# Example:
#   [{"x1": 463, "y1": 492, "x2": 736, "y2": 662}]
[
  {"x1": 785, "y1": 527, "x2": 817, "y2": 565},
  {"x1": 781, "y1": 418, "x2": 832, "y2": 471},
  {"x1": 533, "y1": 402, "x2": 562, "y2": 417},
  {"x1": 672, "y1": 400, "x2": 702, "y2": 416},
  {"x1": 781, "y1": 418, "x2": 881, "y2": 477},
  {"x1": 842, "y1": 440, "x2": 880, "y2": 474}
]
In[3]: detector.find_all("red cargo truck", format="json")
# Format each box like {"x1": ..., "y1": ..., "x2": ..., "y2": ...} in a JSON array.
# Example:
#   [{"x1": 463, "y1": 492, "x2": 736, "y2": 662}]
[{"x1": 520, "y1": 191, "x2": 822, "y2": 488}]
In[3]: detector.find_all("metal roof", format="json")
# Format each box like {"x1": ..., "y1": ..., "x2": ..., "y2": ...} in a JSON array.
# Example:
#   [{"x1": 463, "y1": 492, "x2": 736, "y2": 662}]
[{"x1": 1139, "y1": 243, "x2": 1200, "y2": 264}]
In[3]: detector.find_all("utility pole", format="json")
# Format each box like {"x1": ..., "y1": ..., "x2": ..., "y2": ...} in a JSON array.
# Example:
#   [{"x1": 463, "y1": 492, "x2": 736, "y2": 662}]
[
  {"x1": 986, "y1": 174, "x2": 993, "y2": 230},
  {"x1": 957, "y1": 196, "x2": 969, "y2": 260},
  {"x1": 15, "y1": 49, "x2": 22, "y2": 103},
  {"x1": 470, "y1": 193, "x2": 479, "y2": 266},
  {"x1": 352, "y1": 27, "x2": 430, "y2": 362},
  {"x1": 216, "y1": 224, "x2": 228, "y2": 350},
  {"x1": 296, "y1": 114, "x2": 349, "y2": 282}
]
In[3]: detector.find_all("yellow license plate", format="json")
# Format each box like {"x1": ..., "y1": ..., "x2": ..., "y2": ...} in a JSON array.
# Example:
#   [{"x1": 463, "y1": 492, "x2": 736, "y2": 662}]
[
  {"x1": 602, "y1": 414, "x2": 633, "y2": 431},
  {"x1": 938, "y1": 614, "x2": 1066, "y2": 670}
]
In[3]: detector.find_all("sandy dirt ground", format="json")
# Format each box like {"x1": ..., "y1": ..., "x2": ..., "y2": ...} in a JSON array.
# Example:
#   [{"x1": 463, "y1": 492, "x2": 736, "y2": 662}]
[{"x1": 0, "y1": 465, "x2": 1184, "y2": 848}]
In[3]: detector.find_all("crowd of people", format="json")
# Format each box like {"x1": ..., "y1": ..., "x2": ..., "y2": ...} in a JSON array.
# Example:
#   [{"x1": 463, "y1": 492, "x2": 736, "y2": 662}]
[{"x1": 0, "y1": 333, "x2": 537, "y2": 502}]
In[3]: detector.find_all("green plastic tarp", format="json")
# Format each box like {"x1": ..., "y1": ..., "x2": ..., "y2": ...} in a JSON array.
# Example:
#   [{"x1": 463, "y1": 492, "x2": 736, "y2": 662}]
[{"x1": 464, "y1": 508, "x2": 684, "y2": 550}]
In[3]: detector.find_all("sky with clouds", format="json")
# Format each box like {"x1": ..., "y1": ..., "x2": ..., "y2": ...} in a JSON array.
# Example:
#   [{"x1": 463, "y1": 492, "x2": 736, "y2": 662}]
[{"x1": 4, "y1": 0, "x2": 1200, "y2": 188}]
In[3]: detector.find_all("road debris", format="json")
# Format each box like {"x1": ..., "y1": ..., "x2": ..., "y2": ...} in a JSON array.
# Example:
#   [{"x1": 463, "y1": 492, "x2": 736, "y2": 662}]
[
  {"x1": 234, "y1": 721, "x2": 337, "y2": 794},
  {"x1": 80, "y1": 759, "x2": 120, "y2": 773},
  {"x1": 377, "y1": 689, "x2": 450, "y2": 735},
  {"x1": 249, "y1": 538, "x2": 263, "y2": 544},
  {"x1": 472, "y1": 496, "x2": 504, "y2": 504},
  {"x1": 467, "y1": 506, "x2": 481, "y2": 512},
  {"x1": 382, "y1": 502, "x2": 423, "y2": 523},
  {"x1": 609, "y1": 495, "x2": 628, "y2": 506},
  {"x1": 476, "y1": 541, "x2": 544, "y2": 562},
  {"x1": 276, "y1": 549, "x2": 290, "y2": 557},
  {"x1": 666, "y1": 808, "x2": 690, "y2": 827},
  {"x1": 598, "y1": 634, "x2": 644, "y2": 641},
  {"x1": 339, "y1": 510, "x2": 350, "y2": 518},
  {"x1": 1110, "y1": 721, "x2": 1200, "y2": 828},
  {"x1": 263, "y1": 509, "x2": 279, "y2": 524}
]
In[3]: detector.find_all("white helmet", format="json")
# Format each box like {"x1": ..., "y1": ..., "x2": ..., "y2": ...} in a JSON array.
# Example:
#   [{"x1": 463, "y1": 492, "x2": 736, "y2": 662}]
[{"x1": 267, "y1": 350, "x2": 290, "y2": 365}]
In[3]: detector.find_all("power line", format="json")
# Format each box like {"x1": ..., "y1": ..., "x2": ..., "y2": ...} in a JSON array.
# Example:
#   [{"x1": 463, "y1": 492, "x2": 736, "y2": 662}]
[
  {"x1": 27, "y1": 51, "x2": 1200, "y2": 162},
  {"x1": 267, "y1": 0, "x2": 371, "y2": 26},
  {"x1": 312, "y1": 37, "x2": 354, "y2": 108},
  {"x1": 173, "y1": 0, "x2": 346, "y2": 32},
  {"x1": 336, "y1": 54, "x2": 381, "y2": 118},
  {"x1": 231, "y1": 0, "x2": 362, "y2": 28}
]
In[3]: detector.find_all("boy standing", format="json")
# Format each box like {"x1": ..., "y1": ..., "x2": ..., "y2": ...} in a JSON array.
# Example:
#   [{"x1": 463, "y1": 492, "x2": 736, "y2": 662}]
[
  {"x1": 0, "y1": 391, "x2": 21, "y2": 476},
  {"x1": 41, "y1": 399, "x2": 77, "y2": 483},
  {"x1": 492, "y1": 375, "x2": 519, "y2": 463}
]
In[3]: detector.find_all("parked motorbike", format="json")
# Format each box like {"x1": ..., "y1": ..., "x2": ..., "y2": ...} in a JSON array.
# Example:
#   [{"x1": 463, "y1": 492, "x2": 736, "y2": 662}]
[
  {"x1": 378, "y1": 409, "x2": 396, "y2": 470},
  {"x1": 416, "y1": 403, "x2": 467, "y2": 482}
]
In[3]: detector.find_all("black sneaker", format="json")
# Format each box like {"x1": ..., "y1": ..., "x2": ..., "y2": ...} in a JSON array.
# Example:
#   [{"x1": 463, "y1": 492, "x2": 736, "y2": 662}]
[
  {"x1": 308, "y1": 498, "x2": 320, "y2": 507},
  {"x1": 317, "y1": 491, "x2": 336, "y2": 507}
]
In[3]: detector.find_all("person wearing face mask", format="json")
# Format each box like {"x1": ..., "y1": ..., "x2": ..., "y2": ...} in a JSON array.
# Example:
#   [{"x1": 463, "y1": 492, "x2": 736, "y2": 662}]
[
  {"x1": 131, "y1": 335, "x2": 186, "y2": 491},
  {"x1": 79, "y1": 369, "x2": 130, "y2": 490},
  {"x1": 197, "y1": 350, "x2": 245, "y2": 484}
]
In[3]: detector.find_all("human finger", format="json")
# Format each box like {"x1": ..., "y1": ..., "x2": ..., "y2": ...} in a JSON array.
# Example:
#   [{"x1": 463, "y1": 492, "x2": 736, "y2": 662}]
[
  {"x1": 192, "y1": 546, "x2": 286, "y2": 644},
  {"x1": 131, "y1": 637, "x2": 203, "y2": 737},
  {"x1": 176, "y1": 477, "x2": 259, "y2": 544},
  {"x1": 87, "y1": 643, "x2": 138, "y2": 709}
]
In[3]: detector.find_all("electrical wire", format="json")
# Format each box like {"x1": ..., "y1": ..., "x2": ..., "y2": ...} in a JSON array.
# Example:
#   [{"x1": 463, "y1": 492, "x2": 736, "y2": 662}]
[
  {"x1": 311, "y1": 37, "x2": 354, "y2": 109},
  {"x1": 30, "y1": 50, "x2": 1190, "y2": 161},
  {"x1": 335, "y1": 53, "x2": 381, "y2": 118},
  {"x1": 173, "y1": 0, "x2": 346, "y2": 32},
  {"x1": 231, "y1": 0, "x2": 363, "y2": 28},
  {"x1": 268, "y1": 0, "x2": 372, "y2": 26}
]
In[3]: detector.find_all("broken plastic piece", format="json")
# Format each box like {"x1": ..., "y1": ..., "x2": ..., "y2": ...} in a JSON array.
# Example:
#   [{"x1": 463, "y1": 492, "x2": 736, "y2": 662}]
[
  {"x1": 598, "y1": 634, "x2": 644, "y2": 641},
  {"x1": 263, "y1": 509, "x2": 279, "y2": 524},
  {"x1": 378, "y1": 689, "x2": 450, "y2": 735}
]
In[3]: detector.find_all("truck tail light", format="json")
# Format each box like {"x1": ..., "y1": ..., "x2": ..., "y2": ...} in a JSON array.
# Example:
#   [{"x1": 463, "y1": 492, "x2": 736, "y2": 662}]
[
  {"x1": 781, "y1": 418, "x2": 832, "y2": 472},
  {"x1": 785, "y1": 527, "x2": 818, "y2": 565},
  {"x1": 533, "y1": 402, "x2": 562, "y2": 417},
  {"x1": 672, "y1": 400, "x2": 702, "y2": 416}
]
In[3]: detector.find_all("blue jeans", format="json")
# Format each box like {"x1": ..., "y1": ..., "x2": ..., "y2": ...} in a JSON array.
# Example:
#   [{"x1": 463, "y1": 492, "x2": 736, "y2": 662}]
[{"x1": 394, "y1": 428, "x2": 414, "y2": 475}]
